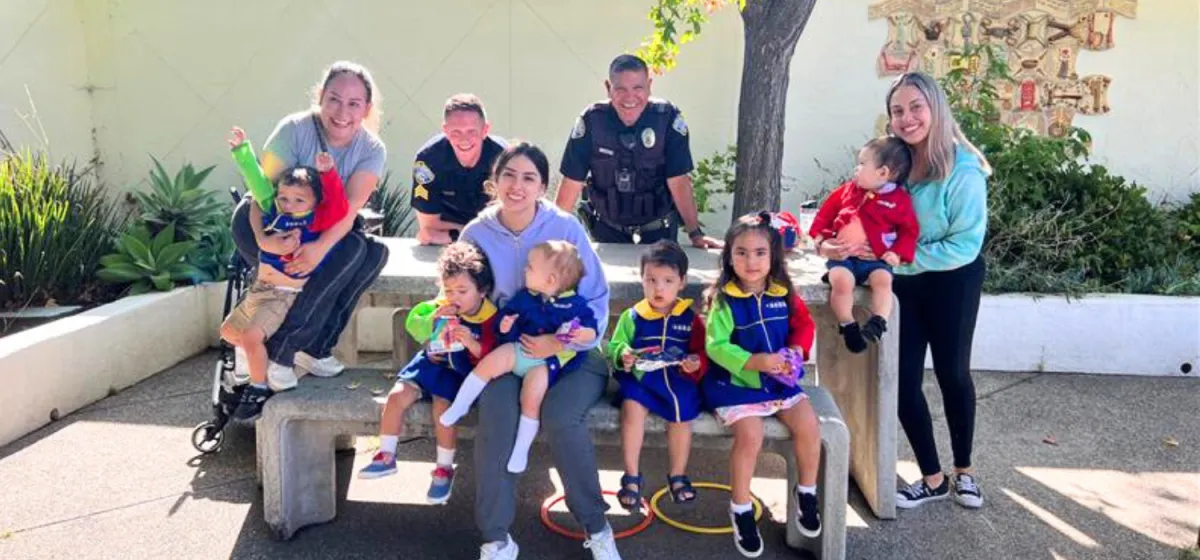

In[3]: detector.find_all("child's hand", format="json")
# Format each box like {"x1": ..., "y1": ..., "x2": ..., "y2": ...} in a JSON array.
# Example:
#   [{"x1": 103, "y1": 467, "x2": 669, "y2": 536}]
[
  {"x1": 681, "y1": 354, "x2": 701, "y2": 374},
  {"x1": 434, "y1": 302, "x2": 459, "y2": 318},
  {"x1": 426, "y1": 345, "x2": 447, "y2": 363},
  {"x1": 882, "y1": 251, "x2": 901, "y2": 267},
  {"x1": 229, "y1": 126, "x2": 246, "y2": 148},
  {"x1": 315, "y1": 151, "x2": 335, "y2": 173},
  {"x1": 261, "y1": 229, "x2": 300, "y2": 255},
  {"x1": 751, "y1": 352, "x2": 786, "y2": 374},
  {"x1": 500, "y1": 314, "x2": 519, "y2": 334},
  {"x1": 569, "y1": 327, "x2": 596, "y2": 344},
  {"x1": 449, "y1": 325, "x2": 473, "y2": 344},
  {"x1": 620, "y1": 348, "x2": 636, "y2": 370}
]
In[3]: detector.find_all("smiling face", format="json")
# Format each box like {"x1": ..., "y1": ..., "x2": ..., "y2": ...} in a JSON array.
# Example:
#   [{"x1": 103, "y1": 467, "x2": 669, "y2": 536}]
[
  {"x1": 318, "y1": 72, "x2": 371, "y2": 145},
  {"x1": 443, "y1": 110, "x2": 489, "y2": 163},
  {"x1": 888, "y1": 84, "x2": 932, "y2": 148},
  {"x1": 606, "y1": 69, "x2": 651, "y2": 125},
  {"x1": 493, "y1": 154, "x2": 545, "y2": 215}
]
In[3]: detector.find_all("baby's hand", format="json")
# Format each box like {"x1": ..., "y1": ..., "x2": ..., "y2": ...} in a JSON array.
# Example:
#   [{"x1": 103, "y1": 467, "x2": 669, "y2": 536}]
[
  {"x1": 229, "y1": 127, "x2": 246, "y2": 148},
  {"x1": 569, "y1": 327, "x2": 596, "y2": 344},
  {"x1": 500, "y1": 314, "x2": 518, "y2": 334},
  {"x1": 315, "y1": 152, "x2": 335, "y2": 173},
  {"x1": 681, "y1": 354, "x2": 701, "y2": 374},
  {"x1": 882, "y1": 251, "x2": 901, "y2": 267},
  {"x1": 620, "y1": 348, "x2": 636, "y2": 370}
]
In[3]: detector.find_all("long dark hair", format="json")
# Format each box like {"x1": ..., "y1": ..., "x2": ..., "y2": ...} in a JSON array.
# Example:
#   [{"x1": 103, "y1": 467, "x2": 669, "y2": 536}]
[{"x1": 704, "y1": 212, "x2": 794, "y2": 312}]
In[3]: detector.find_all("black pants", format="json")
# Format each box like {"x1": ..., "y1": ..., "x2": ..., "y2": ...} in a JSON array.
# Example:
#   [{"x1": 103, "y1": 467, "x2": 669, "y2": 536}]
[
  {"x1": 582, "y1": 209, "x2": 679, "y2": 245},
  {"x1": 893, "y1": 255, "x2": 986, "y2": 476},
  {"x1": 231, "y1": 197, "x2": 388, "y2": 367}
]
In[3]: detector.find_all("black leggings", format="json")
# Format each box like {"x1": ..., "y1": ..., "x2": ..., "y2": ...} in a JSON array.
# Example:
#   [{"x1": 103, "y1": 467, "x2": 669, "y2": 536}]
[
  {"x1": 231, "y1": 197, "x2": 388, "y2": 367},
  {"x1": 894, "y1": 255, "x2": 986, "y2": 476}
]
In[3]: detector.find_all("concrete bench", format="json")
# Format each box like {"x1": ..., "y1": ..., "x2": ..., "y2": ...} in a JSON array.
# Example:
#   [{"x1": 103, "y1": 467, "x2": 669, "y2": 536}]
[
  {"x1": 257, "y1": 369, "x2": 850, "y2": 559},
  {"x1": 333, "y1": 238, "x2": 898, "y2": 520}
]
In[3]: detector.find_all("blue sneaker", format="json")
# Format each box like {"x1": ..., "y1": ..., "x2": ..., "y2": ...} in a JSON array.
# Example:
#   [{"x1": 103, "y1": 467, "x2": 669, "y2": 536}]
[
  {"x1": 427, "y1": 465, "x2": 455, "y2": 505},
  {"x1": 357, "y1": 451, "x2": 397, "y2": 479}
]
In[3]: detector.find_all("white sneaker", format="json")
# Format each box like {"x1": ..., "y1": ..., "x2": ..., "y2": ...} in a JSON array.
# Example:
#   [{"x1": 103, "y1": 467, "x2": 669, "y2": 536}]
[
  {"x1": 583, "y1": 524, "x2": 622, "y2": 560},
  {"x1": 295, "y1": 352, "x2": 345, "y2": 377},
  {"x1": 232, "y1": 347, "x2": 251, "y2": 386},
  {"x1": 953, "y1": 473, "x2": 984, "y2": 509},
  {"x1": 267, "y1": 361, "x2": 298, "y2": 392},
  {"x1": 479, "y1": 534, "x2": 519, "y2": 560}
]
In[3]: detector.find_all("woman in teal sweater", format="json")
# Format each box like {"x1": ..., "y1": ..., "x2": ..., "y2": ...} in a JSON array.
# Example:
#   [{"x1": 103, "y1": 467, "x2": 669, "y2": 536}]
[{"x1": 822, "y1": 72, "x2": 990, "y2": 512}]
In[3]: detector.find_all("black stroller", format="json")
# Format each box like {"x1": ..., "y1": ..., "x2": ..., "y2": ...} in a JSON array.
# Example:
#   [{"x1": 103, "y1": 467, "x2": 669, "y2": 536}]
[{"x1": 190, "y1": 187, "x2": 255, "y2": 454}]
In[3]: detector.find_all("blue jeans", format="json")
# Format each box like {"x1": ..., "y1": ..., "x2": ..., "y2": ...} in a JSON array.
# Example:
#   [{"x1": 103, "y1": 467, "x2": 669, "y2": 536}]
[{"x1": 826, "y1": 257, "x2": 892, "y2": 285}]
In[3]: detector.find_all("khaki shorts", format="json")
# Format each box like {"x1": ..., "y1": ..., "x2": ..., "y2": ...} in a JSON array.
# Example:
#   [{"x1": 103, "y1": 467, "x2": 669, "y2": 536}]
[{"x1": 221, "y1": 281, "x2": 301, "y2": 340}]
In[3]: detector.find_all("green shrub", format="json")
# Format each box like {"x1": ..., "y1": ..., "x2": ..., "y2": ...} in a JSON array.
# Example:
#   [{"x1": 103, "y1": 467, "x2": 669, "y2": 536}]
[
  {"x1": 0, "y1": 148, "x2": 128, "y2": 309},
  {"x1": 96, "y1": 223, "x2": 204, "y2": 295},
  {"x1": 369, "y1": 170, "x2": 416, "y2": 237},
  {"x1": 134, "y1": 157, "x2": 222, "y2": 241}
]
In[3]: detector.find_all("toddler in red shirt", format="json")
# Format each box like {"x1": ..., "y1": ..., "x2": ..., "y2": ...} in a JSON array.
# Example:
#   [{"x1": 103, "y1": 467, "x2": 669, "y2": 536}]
[{"x1": 809, "y1": 136, "x2": 919, "y2": 353}]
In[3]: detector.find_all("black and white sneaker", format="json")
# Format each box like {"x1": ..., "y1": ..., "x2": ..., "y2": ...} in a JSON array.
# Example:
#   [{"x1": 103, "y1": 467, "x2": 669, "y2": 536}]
[
  {"x1": 730, "y1": 508, "x2": 763, "y2": 558},
  {"x1": 953, "y1": 473, "x2": 984, "y2": 509},
  {"x1": 896, "y1": 476, "x2": 950, "y2": 509},
  {"x1": 233, "y1": 385, "x2": 272, "y2": 421},
  {"x1": 796, "y1": 488, "x2": 822, "y2": 538}
]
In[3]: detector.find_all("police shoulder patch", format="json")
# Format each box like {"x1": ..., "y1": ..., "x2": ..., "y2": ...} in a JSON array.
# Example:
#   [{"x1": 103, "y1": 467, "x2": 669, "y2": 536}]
[
  {"x1": 672, "y1": 113, "x2": 689, "y2": 136},
  {"x1": 571, "y1": 116, "x2": 587, "y2": 140},
  {"x1": 414, "y1": 184, "x2": 430, "y2": 200},
  {"x1": 414, "y1": 160, "x2": 435, "y2": 185}
]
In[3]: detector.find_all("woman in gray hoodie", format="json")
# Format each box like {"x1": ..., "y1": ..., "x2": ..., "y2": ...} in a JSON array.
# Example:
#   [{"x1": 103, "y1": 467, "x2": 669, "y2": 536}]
[{"x1": 459, "y1": 142, "x2": 621, "y2": 560}]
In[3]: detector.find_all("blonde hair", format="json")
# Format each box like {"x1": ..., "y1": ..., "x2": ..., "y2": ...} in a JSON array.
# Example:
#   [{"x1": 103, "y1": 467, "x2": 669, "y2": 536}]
[
  {"x1": 311, "y1": 60, "x2": 382, "y2": 134},
  {"x1": 886, "y1": 72, "x2": 991, "y2": 182},
  {"x1": 532, "y1": 240, "x2": 584, "y2": 291}
]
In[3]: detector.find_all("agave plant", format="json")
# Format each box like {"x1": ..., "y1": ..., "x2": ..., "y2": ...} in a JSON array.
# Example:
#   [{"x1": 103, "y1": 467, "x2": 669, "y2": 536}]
[
  {"x1": 133, "y1": 157, "x2": 223, "y2": 241},
  {"x1": 368, "y1": 170, "x2": 416, "y2": 237},
  {"x1": 96, "y1": 223, "x2": 204, "y2": 295}
]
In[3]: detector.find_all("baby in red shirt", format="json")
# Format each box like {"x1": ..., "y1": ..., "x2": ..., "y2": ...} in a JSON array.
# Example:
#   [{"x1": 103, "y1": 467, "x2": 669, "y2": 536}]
[{"x1": 808, "y1": 136, "x2": 919, "y2": 353}]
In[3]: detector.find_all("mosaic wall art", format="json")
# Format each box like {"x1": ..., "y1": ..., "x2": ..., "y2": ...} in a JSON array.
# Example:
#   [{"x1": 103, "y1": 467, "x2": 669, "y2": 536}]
[{"x1": 868, "y1": 0, "x2": 1137, "y2": 136}]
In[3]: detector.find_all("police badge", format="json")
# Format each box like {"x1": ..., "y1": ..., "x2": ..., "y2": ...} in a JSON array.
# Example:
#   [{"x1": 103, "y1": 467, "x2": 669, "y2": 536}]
[
  {"x1": 414, "y1": 161, "x2": 436, "y2": 185},
  {"x1": 571, "y1": 116, "x2": 586, "y2": 139},
  {"x1": 672, "y1": 114, "x2": 688, "y2": 136},
  {"x1": 641, "y1": 127, "x2": 656, "y2": 149}
]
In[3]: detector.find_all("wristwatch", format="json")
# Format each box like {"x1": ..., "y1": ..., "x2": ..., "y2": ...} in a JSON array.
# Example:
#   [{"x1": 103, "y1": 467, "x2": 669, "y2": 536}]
[{"x1": 687, "y1": 226, "x2": 705, "y2": 239}]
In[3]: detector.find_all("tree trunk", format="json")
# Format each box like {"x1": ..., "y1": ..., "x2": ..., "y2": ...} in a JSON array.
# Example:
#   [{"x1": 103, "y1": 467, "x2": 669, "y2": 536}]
[{"x1": 732, "y1": 0, "x2": 817, "y2": 218}]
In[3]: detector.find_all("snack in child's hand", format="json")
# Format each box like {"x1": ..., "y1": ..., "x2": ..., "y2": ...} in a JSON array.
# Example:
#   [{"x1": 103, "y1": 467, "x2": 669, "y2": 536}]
[
  {"x1": 770, "y1": 347, "x2": 806, "y2": 388},
  {"x1": 554, "y1": 318, "x2": 583, "y2": 343},
  {"x1": 634, "y1": 345, "x2": 686, "y2": 372},
  {"x1": 428, "y1": 316, "x2": 465, "y2": 354}
]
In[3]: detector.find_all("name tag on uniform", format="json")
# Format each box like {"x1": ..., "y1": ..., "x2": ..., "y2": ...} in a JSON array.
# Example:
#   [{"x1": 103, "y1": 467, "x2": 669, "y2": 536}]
[{"x1": 598, "y1": 148, "x2": 614, "y2": 156}]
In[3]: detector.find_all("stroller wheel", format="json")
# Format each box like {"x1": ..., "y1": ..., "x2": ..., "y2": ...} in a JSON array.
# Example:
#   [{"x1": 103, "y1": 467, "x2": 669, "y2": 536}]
[{"x1": 191, "y1": 421, "x2": 225, "y2": 454}]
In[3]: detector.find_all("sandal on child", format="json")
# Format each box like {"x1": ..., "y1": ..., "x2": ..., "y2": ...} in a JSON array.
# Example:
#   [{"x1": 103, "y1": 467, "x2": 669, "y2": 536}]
[
  {"x1": 617, "y1": 473, "x2": 644, "y2": 512},
  {"x1": 668, "y1": 474, "x2": 697, "y2": 505}
]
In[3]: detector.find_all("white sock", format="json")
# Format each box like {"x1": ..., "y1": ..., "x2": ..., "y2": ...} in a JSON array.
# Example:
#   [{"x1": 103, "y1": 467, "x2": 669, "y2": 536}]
[
  {"x1": 839, "y1": 321, "x2": 854, "y2": 327},
  {"x1": 436, "y1": 446, "x2": 455, "y2": 467},
  {"x1": 797, "y1": 484, "x2": 817, "y2": 496},
  {"x1": 379, "y1": 435, "x2": 398, "y2": 456},
  {"x1": 251, "y1": 382, "x2": 268, "y2": 389},
  {"x1": 506, "y1": 416, "x2": 539, "y2": 473},
  {"x1": 730, "y1": 500, "x2": 753, "y2": 514},
  {"x1": 440, "y1": 374, "x2": 487, "y2": 427}
]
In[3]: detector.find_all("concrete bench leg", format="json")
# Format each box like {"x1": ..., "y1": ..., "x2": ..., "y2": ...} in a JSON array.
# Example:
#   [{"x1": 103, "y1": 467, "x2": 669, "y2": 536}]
[
  {"x1": 262, "y1": 419, "x2": 340, "y2": 540},
  {"x1": 779, "y1": 387, "x2": 849, "y2": 560},
  {"x1": 332, "y1": 300, "x2": 365, "y2": 367}
]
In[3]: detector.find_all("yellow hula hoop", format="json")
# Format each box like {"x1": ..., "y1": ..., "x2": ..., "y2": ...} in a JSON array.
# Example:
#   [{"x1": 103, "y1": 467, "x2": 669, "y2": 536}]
[{"x1": 649, "y1": 481, "x2": 764, "y2": 535}]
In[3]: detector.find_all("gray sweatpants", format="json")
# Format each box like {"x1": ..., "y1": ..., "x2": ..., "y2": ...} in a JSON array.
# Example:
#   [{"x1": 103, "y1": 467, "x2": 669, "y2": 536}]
[{"x1": 474, "y1": 350, "x2": 610, "y2": 542}]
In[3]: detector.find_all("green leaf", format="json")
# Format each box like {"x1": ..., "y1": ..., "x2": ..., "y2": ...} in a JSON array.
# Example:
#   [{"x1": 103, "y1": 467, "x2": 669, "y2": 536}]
[
  {"x1": 168, "y1": 262, "x2": 204, "y2": 282},
  {"x1": 156, "y1": 240, "x2": 196, "y2": 267},
  {"x1": 151, "y1": 272, "x2": 173, "y2": 291},
  {"x1": 152, "y1": 223, "x2": 177, "y2": 254},
  {"x1": 98, "y1": 253, "x2": 133, "y2": 268},
  {"x1": 120, "y1": 232, "x2": 154, "y2": 270},
  {"x1": 129, "y1": 279, "x2": 153, "y2": 295},
  {"x1": 97, "y1": 266, "x2": 143, "y2": 284}
]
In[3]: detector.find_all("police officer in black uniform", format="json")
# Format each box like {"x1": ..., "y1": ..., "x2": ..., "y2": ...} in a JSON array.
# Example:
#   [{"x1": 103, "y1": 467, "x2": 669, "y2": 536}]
[
  {"x1": 413, "y1": 93, "x2": 506, "y2": 245},
  {"x1": 556, "y1": 54, "x2": 722, "y2": 248}
]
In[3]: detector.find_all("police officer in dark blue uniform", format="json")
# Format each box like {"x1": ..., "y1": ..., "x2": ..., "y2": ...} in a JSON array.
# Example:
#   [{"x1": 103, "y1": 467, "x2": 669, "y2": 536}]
[
  {"x1": 413, "y1": 93, "x2": 506, "y2": 245},
  {"x1": 556, "y1": 55, "x2": 722, "y2": 248}
]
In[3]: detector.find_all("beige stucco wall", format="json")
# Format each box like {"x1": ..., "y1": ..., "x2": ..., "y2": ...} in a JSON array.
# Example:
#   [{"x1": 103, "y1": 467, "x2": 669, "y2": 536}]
[{"x1": 2, "y1": 0, "x2": 1196, "y2": 224}]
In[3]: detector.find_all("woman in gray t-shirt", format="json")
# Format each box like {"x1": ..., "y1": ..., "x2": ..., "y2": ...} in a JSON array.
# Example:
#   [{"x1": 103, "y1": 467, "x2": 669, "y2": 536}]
[{"x1": 231, "y1": 60, "x2": 389, "y2": 380}]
